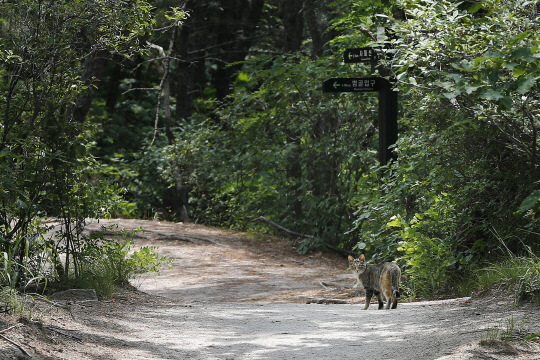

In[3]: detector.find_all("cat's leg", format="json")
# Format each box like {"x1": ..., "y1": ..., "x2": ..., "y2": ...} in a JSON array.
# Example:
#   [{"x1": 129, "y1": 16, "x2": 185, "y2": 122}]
[
  {"x1": 382, "y1": 288, "x2": 393, "y2": 309},
  {"x1": 391, "y1": 289, "x2": 399, "y2": 309},
  {"x1": 364, "y1": 289, "x2": 374, "y2": 310},
  {"x1": 375, "y1": 291, "x2": 384, "y2": 309},
  {"x1": 381, "y1": 273, "x2": 393, "y2": 309}
]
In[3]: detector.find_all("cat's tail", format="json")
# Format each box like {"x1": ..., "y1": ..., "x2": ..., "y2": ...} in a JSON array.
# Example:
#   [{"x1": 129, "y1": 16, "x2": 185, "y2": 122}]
[
  {"x1": 391, "y1": 269, "x2": 401, "y2": 298},
  {"x1": 390, "y1": 268, "x2": 401, "y2": 309}
]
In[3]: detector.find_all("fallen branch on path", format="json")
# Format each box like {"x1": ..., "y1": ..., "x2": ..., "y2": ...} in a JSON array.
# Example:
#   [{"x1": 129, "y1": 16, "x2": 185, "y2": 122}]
[
  {"x1": 47, "y1": 326, "x2": 83, "y2": 342},
  {"x1": 319, "y1": 281, "x2": 340, "y2": 290},
  {"x1": 306, "y1": 297, "x2": 349, "y2": 304},
  {"x1": 258, "y1": 216, "x2": 358, "y2": 257},
  {"x1": 91, "y1": 229, "x2": 220, "y2": 245},
  {"x1": 0, "y1": 324, "x2": 21, "y2": 334},
  {"x1": 0, "y1": 332, "x2": 32, "y2": 359}
]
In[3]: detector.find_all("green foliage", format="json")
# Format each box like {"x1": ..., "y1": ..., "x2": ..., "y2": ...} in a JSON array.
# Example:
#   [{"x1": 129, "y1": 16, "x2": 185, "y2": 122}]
[
  {"x1": 171, "y1": 54, "x2": 378, "y2": 251},
  {"x1": 0, "y1": 0, "x2": 154, "y2": 289},
  {"x1": 74, "y1": 227, "x2": 171, "y2": 298},
  {"x1": 518, "y1": 190, "x2": 540, "y2": 219},
  {"x1": 339, "y1": 0, "x2": 540, "y2": 295},
  {"x1": 0, "y1": 287, "x2": 31, "y2": 317},
  {"x1": 476, "y1": 247, "x2": 540, "y2": 304},
  {"x1": 391, "y1": 0, "x2": 540, "y2": 163},
  {"x1": 525, "y1": 332, "x2": 540, "y2": 343}
]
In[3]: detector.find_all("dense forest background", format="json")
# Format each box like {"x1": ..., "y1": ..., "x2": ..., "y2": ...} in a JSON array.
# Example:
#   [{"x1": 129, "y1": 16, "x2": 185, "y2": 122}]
[{"x1": 2, "y1": 0, "x2": 540, "y2": 298}]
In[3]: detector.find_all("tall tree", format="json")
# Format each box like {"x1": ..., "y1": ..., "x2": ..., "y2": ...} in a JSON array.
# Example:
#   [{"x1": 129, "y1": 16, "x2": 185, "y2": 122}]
[{"x1": 0, "y1": 0, "x2": 153, "y2": 284}]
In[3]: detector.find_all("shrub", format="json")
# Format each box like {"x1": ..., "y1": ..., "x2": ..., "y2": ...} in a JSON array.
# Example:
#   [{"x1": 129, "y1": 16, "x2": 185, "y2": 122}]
[{"x1": 70, "y1": 227, "x2": 171, "y2": 298}]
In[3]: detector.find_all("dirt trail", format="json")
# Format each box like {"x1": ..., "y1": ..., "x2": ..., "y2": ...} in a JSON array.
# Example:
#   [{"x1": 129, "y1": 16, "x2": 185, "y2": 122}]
[
  {"x1": 1, "y1": 219, "x2": 539, "y2": 360},
  {"x1": 113, "y1": 219, "x2": 358, "y2": 304}
]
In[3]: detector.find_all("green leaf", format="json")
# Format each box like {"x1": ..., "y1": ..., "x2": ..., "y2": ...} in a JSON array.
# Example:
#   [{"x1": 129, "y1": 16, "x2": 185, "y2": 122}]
[
  {"x1": 471, "y1": 239, "x2": 484, "y2": 252},
  {"x1": 504, "y1": 62, "x2": 519, "y2": 71},
  {"x1": 509, "y1": 31, "x2": 529, "y2": 46},
  {"x1": 480, "y1": 89, "x2": 503, "y2": 100},
  {"x1": 451, "y1": 61, "x2": 475, "y2": 72},
  {"x1": 356, "y1": 242, "x2": 367, "y2": 250},
  {"x1": 486, "y1": 70, "x2": 498, "y2": 87},
  {"x1": 468, "y1": 3, "x2": 482, "y2": 13},
  {"x1": 463, "y1": 84, "x2": 482, "y2": 94},
  {"x1": 16, "y1": 199, "x2": 27, "y2": 209},
  {"x1": 515, "y1": 75, "x2": 536, "y2": 94},
  {"x1": 387, "y1": 217, "x2": 402, "y2": 227},
  {"x1": 518, "y1": 190, "x2": 540, "y2": 211},
  {"x1": 525, "y1": 333, "x2": 540, "y2": 342},
  {"x1": 511, "y1": 47, "x2": 535, "y2": 62},
  {"x1": 496, "y1": 96, "x2": 512, "y2": 111},
  {"x1": 512, "y1": 65, "x2": 528, "y2": 78}
]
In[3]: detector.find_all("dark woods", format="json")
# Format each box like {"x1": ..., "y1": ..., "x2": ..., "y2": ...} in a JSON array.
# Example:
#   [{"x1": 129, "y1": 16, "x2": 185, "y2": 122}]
[{"x1": 2, "y1": 0, "x2": 540, "y2": 296}]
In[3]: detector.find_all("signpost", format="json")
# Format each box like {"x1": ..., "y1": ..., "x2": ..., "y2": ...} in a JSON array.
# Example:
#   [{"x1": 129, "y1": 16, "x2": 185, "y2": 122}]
[
  {"x1": 323, "y1": 45, "x2": 398, "y2": 166},
  {"x1": 343, "y1": 48, "x2": 375, "y2": 63},
  {"x1": 322, "y1": 77, "x2": 380, "y2": 93}
]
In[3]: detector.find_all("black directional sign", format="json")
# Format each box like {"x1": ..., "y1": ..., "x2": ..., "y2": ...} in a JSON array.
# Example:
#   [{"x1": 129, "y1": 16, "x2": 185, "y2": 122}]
[
  {"x1": 344, "y1": 48, "x2": 375, "y2": 63},
  {"x1": 323, "y1": 77, "x2": 380, "y2": 93},
  {"x1": 323, "y1": 33, "x2": 398, "y2": 166}
]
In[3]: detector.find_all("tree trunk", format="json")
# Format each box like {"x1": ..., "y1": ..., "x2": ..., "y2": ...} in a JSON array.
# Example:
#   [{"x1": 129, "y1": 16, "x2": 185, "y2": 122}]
[
  {"x1": 283, "y1": 0, "x2": 304, "y2": 52},
  {"x1": 105, "y1": 60, "x2": 123, "y2": 112},
  {"x1": 304, "y1": 0, "x2": 335, "y2": 58},
  {"x1": 213, "y1": 0, "x2": 265, "y2": 100},
  {"x1": 175, "y1": 1, "x2": 206, "y2": 122},
  {"x1": 281, "y1": 1, "x2": 305, "y2": 222},
  {"x1": 65, "y1": 49, "x2": 108, "y2": 124}
]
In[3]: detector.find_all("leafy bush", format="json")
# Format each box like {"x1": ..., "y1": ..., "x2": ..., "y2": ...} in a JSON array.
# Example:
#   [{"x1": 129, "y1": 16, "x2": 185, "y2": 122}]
[
  {"x1": 75, "y1": 227, "x2": 171, "y2": 298},
  {"x1": 341, "y1": 0, "x2": 540, "y2": 295},
  {"x1": 0, "y1": 0, "x2": 154, "y2": 290}
]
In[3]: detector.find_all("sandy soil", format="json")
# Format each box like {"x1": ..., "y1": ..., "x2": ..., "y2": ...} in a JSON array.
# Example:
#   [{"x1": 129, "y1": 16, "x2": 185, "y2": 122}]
[{"x1": 0, "y1": 219, "x2": 539, "y2": 360}]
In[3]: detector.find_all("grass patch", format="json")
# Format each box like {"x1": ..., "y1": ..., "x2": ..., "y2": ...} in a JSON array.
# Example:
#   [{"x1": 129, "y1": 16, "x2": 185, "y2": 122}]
[
  {"x1": 482, "y1": 315, "x2": 527, "y2": 344},
  {"x1": 475, "y1": 247, "x2": 540, "y2": 304},
  {"x1": 0, "y1": 287, "x2": 33, "y2": 318}
]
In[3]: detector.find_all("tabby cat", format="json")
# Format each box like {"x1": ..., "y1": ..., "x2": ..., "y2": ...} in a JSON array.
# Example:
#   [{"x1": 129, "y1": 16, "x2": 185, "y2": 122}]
[{"x1": 348, "y1": 254, "x2": 401, "y2": 310}]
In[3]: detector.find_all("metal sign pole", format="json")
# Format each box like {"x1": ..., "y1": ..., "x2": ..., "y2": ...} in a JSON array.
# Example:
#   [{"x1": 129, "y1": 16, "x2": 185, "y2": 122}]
[{"x1": 378, "y1": 78, "x2": 398, "y2": 166}]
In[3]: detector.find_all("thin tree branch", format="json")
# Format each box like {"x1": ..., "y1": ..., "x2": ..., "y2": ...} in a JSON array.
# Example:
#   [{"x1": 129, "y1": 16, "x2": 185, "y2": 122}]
[
  {"x1": 522, "y1": 106, "x2": 538, "y2": 167},
  {"x1": 187, "y1": 33, "x2": 269, "y2": 55},
  {"x1": 0, "y1": 333, "x2": 32, "y2": 358},
  {"x1": 121, "y1": 87, "x2": 161, "y2": 96},
  {"x1": 258, "y1": 216, "x2": 359, "y2": 257},
  {"x1": 358, "y1": 27, "x2": 377, "y2": 41},
  {"x1": 0, "y1": 324, "x2": 21, "y2": 334}
]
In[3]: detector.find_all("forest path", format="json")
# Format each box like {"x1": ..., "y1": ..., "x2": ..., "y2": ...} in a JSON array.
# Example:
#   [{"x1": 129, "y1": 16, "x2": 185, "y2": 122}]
[
  {"x1": 4, "y1": 219, "x2": 539, "y2": 359},
  {"x1": 83, "y1": 219, "x2": 540, "y2": 360}
]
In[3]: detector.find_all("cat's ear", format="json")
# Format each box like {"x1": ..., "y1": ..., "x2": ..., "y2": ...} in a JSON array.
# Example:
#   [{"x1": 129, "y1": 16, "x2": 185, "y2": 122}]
[
  {"x1": 359, "y1": 254, "x2": 365, "y2": 262},
  {"x1": 348, "y1": 255, "x2": 354, "y2": 262}
]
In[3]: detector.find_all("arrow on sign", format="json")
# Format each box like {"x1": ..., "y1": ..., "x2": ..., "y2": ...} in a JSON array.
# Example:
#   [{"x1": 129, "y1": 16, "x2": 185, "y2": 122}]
[
  {"x1": 322, "y1": 77, "x2": 381, "y2": 93},
  {"x1": 343, "y1": 48, "x2": 375, "y2": 63}
]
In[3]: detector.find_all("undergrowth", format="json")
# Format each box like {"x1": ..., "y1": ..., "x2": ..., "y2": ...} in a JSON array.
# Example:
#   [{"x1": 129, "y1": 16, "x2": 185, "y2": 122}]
[
  {"x1": 482, "y1": 315, "x2": 527, "y2": 344},
  {"x1": 58, "y1": 226, "x2": 172, "y2": 299},
  {"x1": 475, "y1": 245, "x2": 540, "y2": 305}
]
